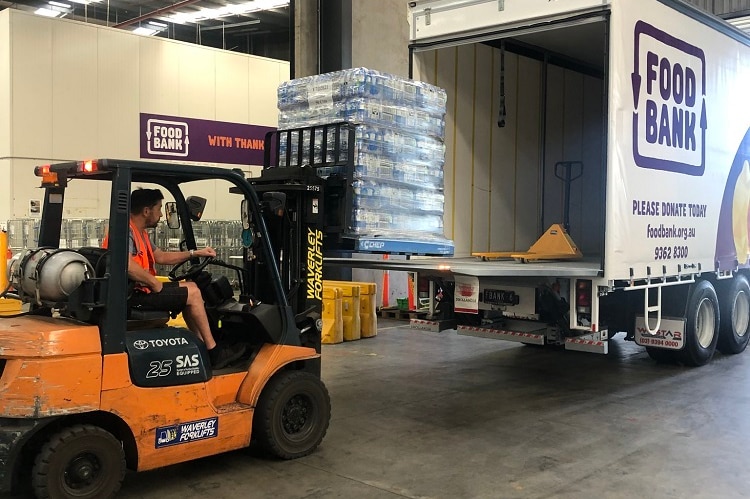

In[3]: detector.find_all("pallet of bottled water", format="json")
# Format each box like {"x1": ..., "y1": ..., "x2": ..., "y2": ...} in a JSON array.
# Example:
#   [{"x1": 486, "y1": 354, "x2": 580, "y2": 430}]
[
  {"x1": 278, "y1": 67, "x2": 447, "y2": 115},
  {"x1": 275, "y1": 68, "x2": 453, "y2": 255}
]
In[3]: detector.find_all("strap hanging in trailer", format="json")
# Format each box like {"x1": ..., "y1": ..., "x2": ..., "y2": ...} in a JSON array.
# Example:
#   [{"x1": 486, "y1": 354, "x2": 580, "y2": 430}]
[{"x1": 497, "y1": 40, "x2": 506, "y2": 128}]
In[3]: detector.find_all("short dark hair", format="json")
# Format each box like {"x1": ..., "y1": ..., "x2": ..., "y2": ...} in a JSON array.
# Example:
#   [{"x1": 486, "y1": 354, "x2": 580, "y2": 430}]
[{"x1": 131, "y1": 188, "x2": 164, "y2": 214}]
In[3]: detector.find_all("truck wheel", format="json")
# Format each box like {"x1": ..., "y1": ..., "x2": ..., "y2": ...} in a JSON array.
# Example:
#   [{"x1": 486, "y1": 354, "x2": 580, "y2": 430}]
[
  {"x1": 646, "y1": 347, "x2": 677, "y2": 364},
  {"x1": 32, "y1": 424, "x2": 125, "y2": 499},
  {"x1": 679, "y1": 280, "x2": 720, "y2": 366},
  {"x1": 254, "y1": 371, "x2": 331, "y2": 459},
  {"x1": 717, "y1": 275, "x2": 750, "y2": 354}
]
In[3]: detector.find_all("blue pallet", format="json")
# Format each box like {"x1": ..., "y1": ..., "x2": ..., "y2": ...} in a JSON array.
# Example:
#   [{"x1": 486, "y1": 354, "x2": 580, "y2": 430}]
[{"x1": 345, "y1": 237, "x2": 455, "y2": 256}]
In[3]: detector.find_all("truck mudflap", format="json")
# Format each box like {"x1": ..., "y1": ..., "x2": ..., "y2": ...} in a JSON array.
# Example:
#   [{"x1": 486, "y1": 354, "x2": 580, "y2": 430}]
[{"x1": 0, "y1": 417, "x2": 54, "y2": 494}]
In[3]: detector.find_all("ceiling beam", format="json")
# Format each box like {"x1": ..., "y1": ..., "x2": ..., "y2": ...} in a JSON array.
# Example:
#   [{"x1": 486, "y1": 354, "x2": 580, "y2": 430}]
[{"x1": 113, "y1": 0, "x2": 202, "y2": 28}]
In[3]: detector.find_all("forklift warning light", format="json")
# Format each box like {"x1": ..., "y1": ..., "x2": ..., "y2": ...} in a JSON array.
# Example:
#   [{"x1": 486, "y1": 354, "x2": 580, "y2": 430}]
[
  {"x1": 34, "y1": 165, "x2": 58, "y2": 185},
  {"x1": 78, "y1": 159, "x2": 98, "y2": 173}
]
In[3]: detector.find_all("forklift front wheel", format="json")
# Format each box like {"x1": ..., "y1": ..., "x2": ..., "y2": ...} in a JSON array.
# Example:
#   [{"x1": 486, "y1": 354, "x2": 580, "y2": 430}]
[
  {"x1": 254, "y1": 371, "x2": 331, "y2": 459},
  {"x1": 32, "y1": 424, "x2": 126, "y2": 499}
]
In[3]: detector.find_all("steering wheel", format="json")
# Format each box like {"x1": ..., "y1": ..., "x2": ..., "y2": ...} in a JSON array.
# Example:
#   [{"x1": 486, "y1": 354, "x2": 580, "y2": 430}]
[{"x1": 169, "y1": 256, "x2": 214, "y2": 282}]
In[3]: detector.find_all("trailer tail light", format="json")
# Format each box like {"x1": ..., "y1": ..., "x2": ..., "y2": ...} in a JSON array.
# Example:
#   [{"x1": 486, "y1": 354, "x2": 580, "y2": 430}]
[
  {"x1": 34, "y1": 165, "x2": 58, "y2": 185},
  {"x1": 78, "y1": 159, "x2": 98, "y2": 173},
  {"x1": 576, "y1": 279, "x2": 592, "y2": 313}
]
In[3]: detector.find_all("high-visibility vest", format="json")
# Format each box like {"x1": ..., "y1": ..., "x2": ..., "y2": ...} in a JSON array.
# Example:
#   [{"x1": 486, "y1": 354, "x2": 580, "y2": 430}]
[{"x1": 102, "y1": 220, "x2": 156, "y2": 292}]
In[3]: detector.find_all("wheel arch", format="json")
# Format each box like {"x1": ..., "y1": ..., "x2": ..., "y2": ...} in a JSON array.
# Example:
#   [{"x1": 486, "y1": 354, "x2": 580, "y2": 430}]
[
  {"x1": 238, "y1": 344, "x2": 321, "y2": 407},
  {"x1": 16, "y1": 411, "x2": 138, "y2": 490}
]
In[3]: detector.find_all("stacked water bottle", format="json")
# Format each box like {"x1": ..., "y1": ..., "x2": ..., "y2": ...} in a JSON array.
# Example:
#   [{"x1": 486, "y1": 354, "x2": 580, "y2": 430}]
[{"x1": 277, "y1": 68, "x2": 452, "y2": 250}]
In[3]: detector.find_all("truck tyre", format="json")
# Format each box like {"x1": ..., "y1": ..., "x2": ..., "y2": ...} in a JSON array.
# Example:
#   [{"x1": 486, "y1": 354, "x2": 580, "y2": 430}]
[
  {"x1": 32, "y1": 424, "x2": 125, "y2": 499},
  {"x1": 254, "y1": 370, "x2": 331, "y2": 459},
  {"x1": 679, "y1": 280, "x2": 720, "y2": 366},
  {"x1": 646, "y1": 347, "x2": 677, "y2": 364},
  {"x1": 717, "y1": 275, "x2": 750, "y2": 354}
]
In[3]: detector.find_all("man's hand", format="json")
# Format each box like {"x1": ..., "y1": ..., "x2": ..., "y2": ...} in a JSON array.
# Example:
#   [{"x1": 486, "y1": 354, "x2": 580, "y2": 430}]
[{"x1": 194, "y1": 247, "x2": 217, "y2": 258}]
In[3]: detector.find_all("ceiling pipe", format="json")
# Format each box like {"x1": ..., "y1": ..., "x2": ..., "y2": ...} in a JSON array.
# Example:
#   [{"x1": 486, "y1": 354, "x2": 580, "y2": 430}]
[{"x1": 113, "y1": 0, "x2": 202, "y2": 28}]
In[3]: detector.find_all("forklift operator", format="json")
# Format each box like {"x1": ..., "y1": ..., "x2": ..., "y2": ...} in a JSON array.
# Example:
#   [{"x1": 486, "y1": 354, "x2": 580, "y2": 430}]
[{"x1": 105, "y1": 188, "x2": 245, "y2": 369}]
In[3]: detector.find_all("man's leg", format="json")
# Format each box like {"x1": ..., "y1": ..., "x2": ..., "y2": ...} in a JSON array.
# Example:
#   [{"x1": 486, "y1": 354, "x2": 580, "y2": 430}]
[
  {"x1": 178, "y1": 281, "x2": 246, "y2": 369},
  {"x1": 179, "y1": 281, "x2": 216, "y2": 349}
]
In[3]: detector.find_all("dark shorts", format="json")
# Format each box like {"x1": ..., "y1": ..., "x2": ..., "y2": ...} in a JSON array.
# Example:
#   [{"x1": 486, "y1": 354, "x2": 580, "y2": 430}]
[{"x1": 129, "y1": 281, "x2": 188, "y2": 313}]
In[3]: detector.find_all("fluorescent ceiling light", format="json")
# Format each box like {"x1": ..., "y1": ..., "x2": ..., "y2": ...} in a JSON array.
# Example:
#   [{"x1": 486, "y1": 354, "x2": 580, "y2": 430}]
[
  {"x1": 34, "y1": 1, "x2": 73, "y2": 17},
  {"x1": 164, "y1": 0, "x2": 289, "y2": 24},
  {"x1": 34, "y1": 7, "x2": 63, "y2": 17},
  {"x1": 133, "y1": 27, "x2": 159, "y2": 36},
  {"x1": 728, "y1": 15, "x2": 750, "y2": 34},
  {"x1": 67, "y1": 0, "x2": 102, "y2": 4}
]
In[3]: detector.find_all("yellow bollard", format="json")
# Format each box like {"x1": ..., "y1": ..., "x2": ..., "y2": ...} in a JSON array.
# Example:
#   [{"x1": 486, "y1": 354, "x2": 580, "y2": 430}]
[{"x1": 0, "y1": 230, "x2": 7, "y2": 290}]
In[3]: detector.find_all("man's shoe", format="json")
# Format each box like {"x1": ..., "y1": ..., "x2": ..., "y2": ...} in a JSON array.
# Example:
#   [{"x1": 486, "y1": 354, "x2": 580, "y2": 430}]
[{"x1": 209, "y1": 343, "x2": 246, "y2": 369}]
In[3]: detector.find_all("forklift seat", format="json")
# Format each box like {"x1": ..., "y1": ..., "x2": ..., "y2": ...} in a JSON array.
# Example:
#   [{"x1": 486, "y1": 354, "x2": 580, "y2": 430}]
[{"x1": 127, "y1": 308, "x2": 171, "y2": 329}]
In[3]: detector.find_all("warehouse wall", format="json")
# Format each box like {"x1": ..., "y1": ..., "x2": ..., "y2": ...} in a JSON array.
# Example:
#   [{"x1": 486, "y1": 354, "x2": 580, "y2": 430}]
[
  {"x1": 0, "y1": 13, "x2": 9, "y2": 219},
  {"x1": 413, "y1": 45, "x2": 604, "y2": 257},
  {"x1": 0, "y1": 9, "x2": 288, "y2": 225}
]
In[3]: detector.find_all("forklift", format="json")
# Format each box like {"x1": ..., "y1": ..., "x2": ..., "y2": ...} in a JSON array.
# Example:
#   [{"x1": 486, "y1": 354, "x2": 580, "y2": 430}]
[{"x1": 0, "y1": 158, "x2": 331, "y2": 498}]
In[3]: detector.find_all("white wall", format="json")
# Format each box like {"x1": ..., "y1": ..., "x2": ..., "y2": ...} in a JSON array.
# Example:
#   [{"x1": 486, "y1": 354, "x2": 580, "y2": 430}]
[
  {"x1": 414, "y1": 44, "x2": 604, "y2": 257},
  {"x1": 0, "y1": 9, "x2": 289, "y2": 223},
  {"x1": 0, "y1": 12, "x2": 10, "y2": 228}
]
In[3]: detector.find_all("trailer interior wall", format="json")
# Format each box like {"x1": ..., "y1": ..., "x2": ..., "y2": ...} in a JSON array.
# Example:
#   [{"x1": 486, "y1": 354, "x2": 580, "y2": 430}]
[
  {"x1": 412, "y1": 25, "x2": 605, "y2": 258},
  {"x1": 0, "y1": 9, "x2": 288, "y2": 223}
]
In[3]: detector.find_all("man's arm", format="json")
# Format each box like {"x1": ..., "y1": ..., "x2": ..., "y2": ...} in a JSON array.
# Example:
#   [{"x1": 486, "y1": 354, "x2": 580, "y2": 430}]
[
  {"x1": 152, "y1": 247, "x2": 217, "y2": 266},
  {"x1": 128, "y1": 258, "x2": 163, "y2": 293}
]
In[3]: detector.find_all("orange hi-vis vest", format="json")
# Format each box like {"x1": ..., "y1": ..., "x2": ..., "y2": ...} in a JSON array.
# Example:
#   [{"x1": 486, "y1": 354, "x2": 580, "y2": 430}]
[{"x1": 102, "y1": 220, "x2": 156, "y2": 292}]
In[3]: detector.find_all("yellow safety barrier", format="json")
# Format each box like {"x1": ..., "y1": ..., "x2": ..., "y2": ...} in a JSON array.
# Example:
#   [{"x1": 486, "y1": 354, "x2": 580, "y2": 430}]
[
  {"x1": 0, "y1": 230, "x2": 7, "y2": 290},
  {"x1": 323, "y1": 281, "x2": 360, "y2": 341},
  {"x1": 325, "y1": 280, "x2": 377, "y2": 338},
  {"x1": 321, "y1": 286, "x2": 343, "y2": 344},
  {"x1": 0, "y1": 230, "x2": 22, "y2": 316}
]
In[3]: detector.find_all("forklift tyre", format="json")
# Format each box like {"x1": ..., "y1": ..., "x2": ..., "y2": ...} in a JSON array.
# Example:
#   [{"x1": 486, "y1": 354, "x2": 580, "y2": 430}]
[
  {"x1": 32, "y1": 424, "x2": 125, "y2": 499},
  {"x1": 254, "y1": 371, "x2": 331, "y2": 459}
]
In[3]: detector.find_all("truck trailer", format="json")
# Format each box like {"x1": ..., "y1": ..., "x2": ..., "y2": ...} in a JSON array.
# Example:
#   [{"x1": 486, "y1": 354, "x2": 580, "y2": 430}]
[{"x1": 327, "y1": 0, "x2": 750, "y2": 366}]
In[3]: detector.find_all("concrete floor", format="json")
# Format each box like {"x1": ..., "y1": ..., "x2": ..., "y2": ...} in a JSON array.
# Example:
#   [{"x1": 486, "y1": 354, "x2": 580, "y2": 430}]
[{"x1": 116, "y1": 319, "x2": 750, "y2": 499}]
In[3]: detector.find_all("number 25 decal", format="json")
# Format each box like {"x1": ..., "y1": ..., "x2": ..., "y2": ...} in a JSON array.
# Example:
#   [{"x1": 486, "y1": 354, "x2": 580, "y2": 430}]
[{"x1": 146, "y1": 360, "x2": 173, "y2": 378}]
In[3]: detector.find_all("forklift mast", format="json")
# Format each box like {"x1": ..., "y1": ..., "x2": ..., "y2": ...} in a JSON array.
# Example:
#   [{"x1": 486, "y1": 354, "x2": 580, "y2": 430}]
[{"x1": 253, "y1": 122, "x2": 356, "y2": 324}]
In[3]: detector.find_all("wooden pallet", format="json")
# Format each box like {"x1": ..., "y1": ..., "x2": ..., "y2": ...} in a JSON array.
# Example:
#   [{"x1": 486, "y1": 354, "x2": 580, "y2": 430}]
[{"x1": 379, "y1": 307, "x2": 428, "y2": 321}]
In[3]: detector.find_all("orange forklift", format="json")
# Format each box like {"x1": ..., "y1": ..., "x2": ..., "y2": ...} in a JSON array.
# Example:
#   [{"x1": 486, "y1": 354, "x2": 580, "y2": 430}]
[{"x1": 0, "y1": 158, "x2": 330, "y2": 498}]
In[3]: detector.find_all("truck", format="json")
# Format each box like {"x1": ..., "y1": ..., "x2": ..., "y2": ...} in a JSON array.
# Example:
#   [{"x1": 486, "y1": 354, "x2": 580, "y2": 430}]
[
  {"x1": 0, "y1": 159, "x2": 331, "y2": 498},
  {"x1": 319, "y1": 0, "x2": 750, "y2": 366}
]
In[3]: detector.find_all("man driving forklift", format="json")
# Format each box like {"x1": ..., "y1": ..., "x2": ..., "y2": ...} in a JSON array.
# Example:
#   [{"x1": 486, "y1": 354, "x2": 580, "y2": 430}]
[{"x1": 104, "y1": 187, "x2": 246, "y2": 369}]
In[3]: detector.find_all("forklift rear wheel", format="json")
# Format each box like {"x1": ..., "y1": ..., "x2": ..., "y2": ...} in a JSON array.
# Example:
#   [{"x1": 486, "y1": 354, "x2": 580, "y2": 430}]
[
  {"x1": 254, "y1": 371, "x2": 331, "y2": 459},
  {"x1": 32, "y1": 424, "x2": 125, "y2": 499}
]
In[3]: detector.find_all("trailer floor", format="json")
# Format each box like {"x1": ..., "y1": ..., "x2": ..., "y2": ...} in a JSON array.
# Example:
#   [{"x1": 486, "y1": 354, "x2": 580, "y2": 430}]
[{"x1": 111, "y1": 319, "x2": 748, "y2": 499}]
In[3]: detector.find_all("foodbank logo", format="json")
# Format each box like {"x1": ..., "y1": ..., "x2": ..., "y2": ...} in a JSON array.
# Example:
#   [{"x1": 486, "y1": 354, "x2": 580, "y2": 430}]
[{"x1": 631, "y1": 21, "x2": 707, "y2": 176}]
